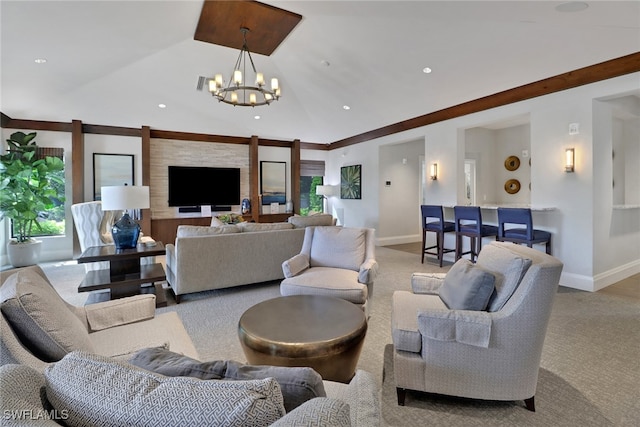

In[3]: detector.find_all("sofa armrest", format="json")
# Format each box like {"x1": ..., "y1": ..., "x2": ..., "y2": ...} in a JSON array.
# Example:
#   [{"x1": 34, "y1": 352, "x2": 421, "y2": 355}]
[
  {"x1": 84, "y1": 295, "x2": 156, "y2": 332},
  {"x1": 417, "y1": 309, "x2": 492, "y2": 348},
  {"x1": 411, "y1": 272, "x2": 445, "y2": 295},
  {"x1": 282, "y1": 253, "x2": 309, "y2": 278},
  {"x1": 358, "y1": 259, "x2": 378, "y2": 284},
  {"x1": 271, "y1": 398, "x2": 351, "y2": 426}
]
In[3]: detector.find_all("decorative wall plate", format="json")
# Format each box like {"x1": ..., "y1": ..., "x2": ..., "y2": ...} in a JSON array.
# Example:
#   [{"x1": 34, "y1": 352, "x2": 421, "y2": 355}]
[
  {"x1": 504, "y1": 155, "x2": 520, "y2": 171},
  {"x1": 505, "y1": 179, "x2": 521, "y2": 194}
]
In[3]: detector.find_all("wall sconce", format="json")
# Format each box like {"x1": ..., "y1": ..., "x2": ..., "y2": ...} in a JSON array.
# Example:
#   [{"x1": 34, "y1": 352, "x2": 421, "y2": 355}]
[
  {"x1": 565, "y1": 148, "x2": 575, "y2": 173},
  {"x1": 430, "y1": 163, "x2": 438, "y2": 180}
]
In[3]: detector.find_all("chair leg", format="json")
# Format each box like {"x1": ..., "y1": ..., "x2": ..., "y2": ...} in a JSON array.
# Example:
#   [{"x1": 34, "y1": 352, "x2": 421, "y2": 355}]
[
  {"x1": 524, "y1": 396, "x2": 535, "y2": 412},
  {"x1": 437, "y1": 232, "x2": 444, "y2": 267},
  {"x1": 546, "y1": 236, "x2": 552, "y2": 255},
  {"x1": 421, "y1": 230, "x2": 426, "y2": 264},
  {"x1": 396, "y1": 388, "x2": 407, "y2": 406},
  {"x1": 455, "y1": 234, "x2": 461, "y2": 260}
]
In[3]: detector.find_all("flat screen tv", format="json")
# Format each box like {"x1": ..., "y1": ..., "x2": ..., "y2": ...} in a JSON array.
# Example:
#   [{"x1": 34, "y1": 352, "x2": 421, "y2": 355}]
[{"x1": 168, "y1": 166, "x2": 240, "y2": 207}]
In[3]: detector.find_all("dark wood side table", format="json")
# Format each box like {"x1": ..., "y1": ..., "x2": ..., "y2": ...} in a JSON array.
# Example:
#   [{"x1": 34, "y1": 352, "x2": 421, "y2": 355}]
[{"x1": 76, "y1": 242, "x2": 167, "y2": 307}]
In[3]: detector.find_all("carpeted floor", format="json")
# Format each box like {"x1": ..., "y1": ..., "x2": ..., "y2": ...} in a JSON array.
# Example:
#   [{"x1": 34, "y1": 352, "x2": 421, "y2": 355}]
[{"x1": 40, "y1": 246, "x2": 639, "y2": 426}]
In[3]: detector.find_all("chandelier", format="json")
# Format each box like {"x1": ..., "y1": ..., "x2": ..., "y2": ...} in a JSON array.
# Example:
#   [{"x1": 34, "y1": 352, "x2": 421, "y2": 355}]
[{"x1": 209, "y1": 28, "x2": 280, "y2": 107}]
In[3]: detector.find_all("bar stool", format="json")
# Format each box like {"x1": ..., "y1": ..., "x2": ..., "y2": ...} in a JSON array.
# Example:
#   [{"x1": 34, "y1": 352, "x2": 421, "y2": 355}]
[
  {"x1": 420, "y1": 205, "x2": 455, "y2": 267},
  {"x1": 454, "y1": 206, "x2": 498, "y2": 262},
  {"x1": 497, "y1": 207, "x2": 552, "y2": 254}
]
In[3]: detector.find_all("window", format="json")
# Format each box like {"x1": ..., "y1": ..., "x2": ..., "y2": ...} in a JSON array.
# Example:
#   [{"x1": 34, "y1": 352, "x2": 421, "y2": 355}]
[
  {"x1": 12, "y1": 147, "x2": 66, "y2": 238},
  {"x1": 300, "y1": 160, "x2": 325, "y2": 216}
]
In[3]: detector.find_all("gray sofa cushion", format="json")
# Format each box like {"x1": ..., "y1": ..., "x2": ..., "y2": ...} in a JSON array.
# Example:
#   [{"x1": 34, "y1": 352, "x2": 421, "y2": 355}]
[
  {"x1": 129, "y1": 347, "x2": 326, "y2": 412},
  {"x1": 309, "y1": 227, "x2": 365, "y2": 271},
  {"x1": 0, "y1": 364, "x2": 63, "y2": 426},
  {"x1": 0, "y1": 270, "x2": 94, "y2": 362},
  {"x1": 271, "y1": 398, "x2": 351, "y2": 427},
  {"x1": 45, "y1": 351, "x2": 286, "y2": 427},
  {"x1": 439, "y1": 259, "x2": 496, "y2": 311},
  {"x1": 238, "y1": 222, "x2": 294, "y2": 232},
  {"x1": 391, "y1": 291, "x2": 448, "y2": 353},
  {"x1": 176, "y1": 224, "x2": 240, "y2": 237},
  {"x1": 477, "y1": 243, "x2": 533, "y2": 312}
]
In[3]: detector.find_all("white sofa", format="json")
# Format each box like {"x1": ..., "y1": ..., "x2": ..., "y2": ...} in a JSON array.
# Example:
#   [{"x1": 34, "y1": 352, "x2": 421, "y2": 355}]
[{"x1": 165, "y1": 215, "x2": 336, "y2": 303}]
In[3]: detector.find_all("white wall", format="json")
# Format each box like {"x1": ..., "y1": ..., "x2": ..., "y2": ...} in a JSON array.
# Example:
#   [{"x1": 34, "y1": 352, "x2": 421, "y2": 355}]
[
  {"x1": 83, "y1": 134, "x2": 143, "y2": 202},
  {"x1": 378, "y1": 139, "x2": 424, "y2": 244},
  {"x1": 324, "y1": 72, "x2": 640, "y2": 291}
]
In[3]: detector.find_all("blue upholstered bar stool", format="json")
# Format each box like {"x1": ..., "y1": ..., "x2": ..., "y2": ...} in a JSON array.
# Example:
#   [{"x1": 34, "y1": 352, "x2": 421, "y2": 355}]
[
  {"x1": 497, "y1": 207, "x2": 552, "y2": 255},
  {"x1": 454, "y1": 206, "x2": 498, "y2": 262},
  {"x1": 420, "y1": 205, "x2": 455, "y2": 267}
]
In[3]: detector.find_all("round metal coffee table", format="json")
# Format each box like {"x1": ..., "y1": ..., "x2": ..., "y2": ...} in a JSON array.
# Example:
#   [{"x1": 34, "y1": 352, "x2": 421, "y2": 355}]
[{"x1": 238, "y1": 295, "x2": 367, "y2": 383}]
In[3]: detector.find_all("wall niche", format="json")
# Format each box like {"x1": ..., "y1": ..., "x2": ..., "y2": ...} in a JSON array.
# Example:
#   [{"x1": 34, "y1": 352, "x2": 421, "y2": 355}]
[{"x1": 463, "y1": 115, "x2": 531, "y2": 206}]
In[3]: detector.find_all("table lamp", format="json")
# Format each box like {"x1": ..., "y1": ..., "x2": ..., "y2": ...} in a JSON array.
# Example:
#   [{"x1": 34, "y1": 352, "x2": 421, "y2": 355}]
[
  {"x1": 315, "y1": 185, "x2": 334, "y2": 213},
  {"x1": 101, "y1": 185, "x2": 150, "y2": 249}
]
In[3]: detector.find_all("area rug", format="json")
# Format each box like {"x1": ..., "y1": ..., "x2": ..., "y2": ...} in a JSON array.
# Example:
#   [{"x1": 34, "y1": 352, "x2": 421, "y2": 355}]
[{"x1": 380, "y1": 344, "x2": 612, "y2": 426}]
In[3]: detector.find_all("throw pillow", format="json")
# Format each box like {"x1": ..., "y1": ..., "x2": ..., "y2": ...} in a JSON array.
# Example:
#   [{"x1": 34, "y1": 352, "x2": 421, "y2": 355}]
[
  {"x1": 129, "y1": 347, "x2": 326, "y2": 412},
  {"x1": 0, "y1": 270, "x2": 94, "y2": 362},
  {"x1": 439, "y1": 259, "x2": 496, "y2": 311},
  {"x1": 309, "y1": 226, "x2": 366, "y2": 271},
  {"x1": 176, "y1": 224, "x2": 239, "y2": 237},
  {"x1": 476, "y1": 244, "x2": 533, "y2": 312},
  {"x1": 271, "y1": 398, "x2": 351, "y2": 427},
  {"x1": 45, "y1": 351, "x2": 285, "y2": 427},
  {"x1": 288, "y1": 214, "x2": 335, "y2": 228}
]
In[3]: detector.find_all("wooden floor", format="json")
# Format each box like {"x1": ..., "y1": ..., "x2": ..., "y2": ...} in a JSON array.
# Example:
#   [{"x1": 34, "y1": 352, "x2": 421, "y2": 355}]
[{"x1": 385, "y1": 242, "x2": 639, "y2": 301}]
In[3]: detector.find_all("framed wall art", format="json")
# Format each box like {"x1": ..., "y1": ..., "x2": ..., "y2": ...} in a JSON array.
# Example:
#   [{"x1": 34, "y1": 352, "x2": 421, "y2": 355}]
[
  {"x1": 260, "y1": 161, "x2": 286, "y2": 205},
  {"x1": 340, "y1": 164, "x2": 361, "y2": 199},
  {"x1": 93, "y1": 153, "x2": 134, "y2": 201}
]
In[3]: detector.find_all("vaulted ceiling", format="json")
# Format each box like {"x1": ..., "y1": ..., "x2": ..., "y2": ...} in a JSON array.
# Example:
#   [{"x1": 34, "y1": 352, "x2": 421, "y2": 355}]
[{"x1": 1, "y1": 1, "x2": 639, "y2": 144}]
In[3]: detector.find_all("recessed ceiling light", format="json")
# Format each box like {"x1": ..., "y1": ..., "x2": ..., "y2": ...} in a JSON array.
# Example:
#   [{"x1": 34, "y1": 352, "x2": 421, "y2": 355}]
[
  {"x1": 343, "y1": 105, "x2": 351, "y2": 110},
  {"x1": 555, "y1": 2, "x2": 589, "y2": 13},
  {"x1": 254, "y1": 115, "x2": 261, "y2": 120},
  {"x1": 422, "y1": 67, "x2": 432, "y2": 74},
  {"x1": 158, "y1": 104, "x2": 166, "y2": 109},
  {"x1": 34, "y1": 58, "x2": 47, "y2": 64}
]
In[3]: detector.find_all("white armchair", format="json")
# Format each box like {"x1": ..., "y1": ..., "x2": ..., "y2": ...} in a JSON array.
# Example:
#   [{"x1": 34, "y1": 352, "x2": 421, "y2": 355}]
[
  {"x1": 71, "y1": 201, "x2": 153, "y2": 272},
  {"x1": 391, "y1": 242, "x2": 563, "y2": 411},
  {"x1": 280, "y1": 226, "x2": 378, "y2": 316},
  {"x1": 71, "y1": 201, "x2": 118, "y2": 272}
]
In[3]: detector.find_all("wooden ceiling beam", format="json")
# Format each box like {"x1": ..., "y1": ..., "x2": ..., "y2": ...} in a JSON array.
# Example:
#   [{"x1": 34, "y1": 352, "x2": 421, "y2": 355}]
[{"x1": 330, "y1": 51, "x2": 640, "y2": 149}]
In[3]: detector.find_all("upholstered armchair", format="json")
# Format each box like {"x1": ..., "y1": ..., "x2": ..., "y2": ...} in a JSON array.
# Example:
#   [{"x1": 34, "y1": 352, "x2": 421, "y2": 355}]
[
  {"x1": 1, "y1": 265, "x2": 198, "y2": 371},
  {"x1": 71, "y1": 201, "x2": 153, "y2": 272},
  {"x1": 71, "y1": 201, "x2": 118, "y2": 272},
  {"x1": 391, "y1": 242, "x2": 563, "y2": 411},
  {"x1": 280, "y1": 226, "x2": 378, "y2": 316}
]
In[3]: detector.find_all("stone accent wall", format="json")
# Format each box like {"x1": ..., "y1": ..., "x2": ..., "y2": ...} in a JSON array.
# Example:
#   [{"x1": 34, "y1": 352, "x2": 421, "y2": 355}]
[{"x1": 150, "y1": 139, "x2": 249, "y2": 219}]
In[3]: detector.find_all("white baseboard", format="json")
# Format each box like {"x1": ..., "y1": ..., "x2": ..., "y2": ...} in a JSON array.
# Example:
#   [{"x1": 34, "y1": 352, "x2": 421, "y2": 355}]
[
  {"x1": 593, "y1": 259, "x2": 640, "y2": 291},
  {"x1": 559, "y1": 259, "x2": 640, "y2": 292},
  {"x1": 376, "y1": 234, "x2": 421, "y2": 246}
]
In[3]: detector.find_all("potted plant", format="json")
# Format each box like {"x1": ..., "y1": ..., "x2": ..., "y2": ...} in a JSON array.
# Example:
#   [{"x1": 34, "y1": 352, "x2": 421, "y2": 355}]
[{"x1": 0, "y1": 131, "x2": 65, "y2": 267}]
